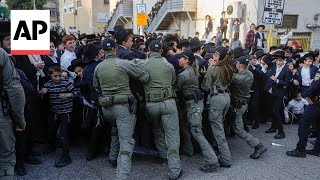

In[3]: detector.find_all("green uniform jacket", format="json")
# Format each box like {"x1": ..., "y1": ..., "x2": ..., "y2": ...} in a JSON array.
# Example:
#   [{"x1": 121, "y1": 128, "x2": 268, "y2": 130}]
[
  {"x1": 0, "y1": 48, "x2": 26, "y2": 130},
  {"x1": 201, "y1": 65, "x2": 231, "y2": 91},
  {"x1": 138, "y1": 53, "x2": 176, "y2": 97},
  {"x1": 93, "y1": 54, "x2": 149, "y2": 97},
  {"x1": 229, "y1": 69, "x2": 254, "y2": 103},
  {"x1": 175, "y1": 66, "x2": 198, "y2": 97}
]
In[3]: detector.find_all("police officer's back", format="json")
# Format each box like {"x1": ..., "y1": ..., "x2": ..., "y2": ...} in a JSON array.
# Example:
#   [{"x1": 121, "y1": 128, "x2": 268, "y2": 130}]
[{"x1": 0, "y1": 47, "x2": 26, "y2": 179}]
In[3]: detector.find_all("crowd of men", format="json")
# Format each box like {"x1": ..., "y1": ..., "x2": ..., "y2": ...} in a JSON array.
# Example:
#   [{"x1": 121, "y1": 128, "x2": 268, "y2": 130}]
[{"x1": 0, "y1": 19, "x2": 320, "y2": 180}]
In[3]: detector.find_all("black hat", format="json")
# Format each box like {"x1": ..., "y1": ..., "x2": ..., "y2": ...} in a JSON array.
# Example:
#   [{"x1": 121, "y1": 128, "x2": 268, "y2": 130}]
[
  {"x1": 204, "y1": 53, "x2": 214, "y2": 60},
  {"x1": 230, "y1": 47, "x2": 250, "y2": 58},
  {"x1": 262, "y1": 54, "x2": 274, "y2": 64},
  {"x1": 189, "y1": 37, "x2": 205, "y2": 50},
  {"x1": 236, "y1": 55, "x2": 250, "y2": 66},
  {"x1": 301, "y1": 51, "x2": 315, "y2": 61},
  {"x1": 102, "y1": 38, "x2": 116, "y2": 51},
  {"x1": 79, "y1": 33, "x2": 87, "y2": 40},
  {"x1": 164, "y1": 34, "x2": 179, "y2": 44},
  {"x1": 114, "y1": 28, "x2": 132, "y2": 44},
  {"x1": 272, "y1": 50, "x2": 286, "y2": 59},
  {"x1": 175, "y1": 49, "x2": 195, "y2": 62},
  {"x1": 82, "y1": 44, "x2": 100, "y2": 63},
  {"x1": 108, "y1": 25, "x2": 124, "y2": 35},
  {"x1": 67, "y1": 59, "x2": 85, "y2": 72},
  {"x1": 292, "y1": 53, "x2": 301, "y2": 60},
  {"x1": 148, "y1": 40, "x2": 162, "y2": 52},
  {"x1": 0, "y1": 21, "x2": 10, "y2": 36},
  {"x1": 255, "y1": 50, "x2": 266, "y2": 59},
  {"x1": 256, "y1": 24, "x2": 265, "y2": 30},
  {"x1": 177, "y1": 39, "x2": 189, "y2": 49}
]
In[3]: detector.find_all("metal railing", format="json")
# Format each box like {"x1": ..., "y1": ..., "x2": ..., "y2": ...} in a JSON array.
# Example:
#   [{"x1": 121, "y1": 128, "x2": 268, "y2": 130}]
[
  {"x1": 106, "y1": 0, "x2": 133, "y2": 31},
  {"x1": 146, "y1": 0, "x2": 196, "y2": 33},
  {"x1": 270, "y1": 37, "x2": 311, "y2": 51}
]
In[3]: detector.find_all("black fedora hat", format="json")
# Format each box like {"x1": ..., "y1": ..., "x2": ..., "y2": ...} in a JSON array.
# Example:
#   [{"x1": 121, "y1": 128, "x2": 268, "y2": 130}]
[
  {"x1": 108, "y1": 25, "x2": 124, "y2": 35},
  {"x1": 79, "y1": 33, "x2": 87, "y2": 41},
  {"x1": 189, "y1": 37, "x2": 205, "y2": 50},
  {"x1": 255, "y1": 50, "x2": 266, "y2": 59},
  {"x1": 272, "y1": 50, "x2": 286, "y2": 59},
  {"x1": 164, "y1": 34, "x2": 179, "y2": 44},
  {"x1": 114, "y1": 28, "x2": 133, "y2": 44},
  {"x1": 230, "y1": 47, "x2": 250, "y2": 58},
  {"x1": 67, "y1": 59, "x2": 86, "y2": 72},
  {"x1": 0, "y1": 21, "x2": 10, "y2": 36},
  {"x1": 256, "y1": 24, "x2": 265, "y2": 30},
  {"x1": 82, "y1": 44, "x2": 100, "y2": 63},
  {"x1": 177, "y1": 39, "x2": 189, "y2": 49}
]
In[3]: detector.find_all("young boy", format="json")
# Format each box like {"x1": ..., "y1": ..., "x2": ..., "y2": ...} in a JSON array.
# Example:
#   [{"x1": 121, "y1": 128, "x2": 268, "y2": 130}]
[
  {"x1": 284, "y1": 92, "x2": 308, "y2": 124},
  {"x1": 40, "y1": 65, "x2": 77, "y2": 168}
]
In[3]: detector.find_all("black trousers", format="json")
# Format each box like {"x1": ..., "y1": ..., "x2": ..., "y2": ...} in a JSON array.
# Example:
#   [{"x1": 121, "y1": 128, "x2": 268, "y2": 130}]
[
  {"x1": 268, "y1": 93, "x2": 284, "y2": 133},
  {"x1": 48, "y1": 112, "x2": 71, "y2": 155},
  {"x1": 296, "y1": 104, "x2": 320, "y2": 151},
  {"x1": 248, "y1": 90, "x2": 260, "y2": 125}
]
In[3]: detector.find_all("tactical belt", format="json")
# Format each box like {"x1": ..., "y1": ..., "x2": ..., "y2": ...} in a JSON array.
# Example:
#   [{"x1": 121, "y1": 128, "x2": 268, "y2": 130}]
[
  {"x1": 184, "y1": 95, "x2": 195, "y2": 101},
  {"x1": 210, "y1": 89, "x2": 230, "y2": 96},
  {"x1": 232, "y1": 100, "x2": 248, "y2": 108},
  {"x1": 146, "y1": 89, "x2": 176, "y2": 102},
  {"x1": 98, "y1": 95, "x2": 129, "y2": 108}
]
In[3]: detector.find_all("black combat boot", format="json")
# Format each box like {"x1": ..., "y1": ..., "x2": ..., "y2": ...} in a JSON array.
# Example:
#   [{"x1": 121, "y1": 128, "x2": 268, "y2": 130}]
[
  {"x1": 250, "y1": 143, "x2": 267, "y2": 159},
  {"x1": 199, "y1": 163, "x2": 219, "y2": 173},
  {"x1": 25, "y1": 155, "x2": 41, "y2": 165},
  {"x1": 55, "y1": 154, "x2": 72, "y2": 167},
  {"x1": 286, "y1": 149, "x2": 306, "y2": 158},
  {"x1": 108, "y1": 159, "x2": 117, "y2": 168},
  {"x1": 15, "y1": 163, "x2": 27, "y2": 176},
  {"x1": 306, "y1": 149, "x2": 320, "y2": 157}
]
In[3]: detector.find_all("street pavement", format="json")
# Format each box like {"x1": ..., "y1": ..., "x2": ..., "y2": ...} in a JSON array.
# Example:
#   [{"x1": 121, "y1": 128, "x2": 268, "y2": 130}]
[{"x1": 17, "y1": 123, "x2": 320, "y2": 180}]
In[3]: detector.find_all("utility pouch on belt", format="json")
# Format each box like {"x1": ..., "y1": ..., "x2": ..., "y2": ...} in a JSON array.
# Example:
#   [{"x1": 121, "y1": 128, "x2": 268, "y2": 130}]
[
  {"x1": 233, "y1": 100, "x2": 247, "y2": 109},
  {"x1": 194, "y1": 89, "x2": 203, "y2": 103},
  {"x1": 128, "y1": 96, "x2": 137, "y2": 114},
  {"x1": 98, "y1": 96, "x2": 113, "y2": 108},
  {"x1": 209, "y1": 86, "x2": 218, "y2": 96}
]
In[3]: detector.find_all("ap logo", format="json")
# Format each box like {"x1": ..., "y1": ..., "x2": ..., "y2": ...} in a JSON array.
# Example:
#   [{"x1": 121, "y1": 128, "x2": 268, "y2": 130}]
[{"x1": 11, "y1": 10, "x2": 50, "y2": 55}]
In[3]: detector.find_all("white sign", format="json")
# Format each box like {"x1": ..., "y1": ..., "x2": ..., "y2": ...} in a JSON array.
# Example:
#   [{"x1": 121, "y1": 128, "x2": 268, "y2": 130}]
[
  {"x1": 69, "y1": 26, "x2": 77, "y2": 36},
  {"x1": 11, "y1": 10, "x2": 50, "y2": 55},
  {"x1": 98, "y1": 13, "x2": 109, "y2": 23},
  {"x1": 262, "y1": 0, "x2": 285, "y2": 26},
  {"x1": 136, "y1": 3, "x2": 147, "y2": 14}
]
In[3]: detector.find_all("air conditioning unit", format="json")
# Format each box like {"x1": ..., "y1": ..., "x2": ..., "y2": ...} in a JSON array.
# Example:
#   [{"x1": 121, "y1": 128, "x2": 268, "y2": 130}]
[{"x1": 225, "y1": 1, "x2": 243, "y2": 19}]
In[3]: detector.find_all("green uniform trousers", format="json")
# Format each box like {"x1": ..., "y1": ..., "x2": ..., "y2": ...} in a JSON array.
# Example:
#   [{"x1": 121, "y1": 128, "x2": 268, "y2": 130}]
[
  {"x1": 0, "y1": 116, "x2": 15, "y2": 179},
  {"x1": 146, "y1": 99, "x2": 181, "y2": 179},
  {"x1": 102, "y1": 104, "x2": 136, "y2": 180},
  {"x1": 185, "y1": 100, "x2": 218, "y2": 164},
  {"x1": 233, "y1": 104, "x2": 260, "y2": 148},
  {"x1": 208, "y1": 93, "x2": 231, "y2": 165}
]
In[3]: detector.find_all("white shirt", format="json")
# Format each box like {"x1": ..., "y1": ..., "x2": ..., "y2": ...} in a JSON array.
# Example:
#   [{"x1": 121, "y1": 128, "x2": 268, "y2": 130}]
[
  {"x1": 287, "y1": 31, "x2": 293, "y2": 39},
  {"x1": 269, "y1": 64, "x2": 285, "y2": 93},
  {"x1": 284, "y1": 98, "x2": 308, "y2": 118},
  {"x1": 60, "y1": 49, "x2": 77, "y2": 81},
  {"x1": 301, "y1": 66, "x2": 311, "y2": 86},
  {"x1": 49, "y1": 56, "x2": 58, "y2": 64}
]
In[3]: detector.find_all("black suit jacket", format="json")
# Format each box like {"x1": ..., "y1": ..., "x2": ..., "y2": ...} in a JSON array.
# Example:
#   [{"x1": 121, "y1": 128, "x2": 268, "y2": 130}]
[
  {"x1": 264, "y1": 65, "x2": 292, "y2": 97},
  {"x1": 41, "y1": 55, "x2": 61, "y2": 81},
  {"x1": 296, "y1": 65, "x2": 319, "y2": 86}
]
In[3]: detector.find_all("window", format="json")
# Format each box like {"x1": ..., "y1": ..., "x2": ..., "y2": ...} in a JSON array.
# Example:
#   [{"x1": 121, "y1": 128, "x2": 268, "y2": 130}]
[
  {"x1": 275, "y1": 15, "x2": 298, "y2": 29},
  {"x1": 50, "y1": 8, "x2": 57, "y2": 16},
  {"x1": 69, "y1": 7, "x2": 74, "y2": 13},
  {"x1": 77, "y1": 0, "x2": 82, "y2": 7},
  {"x1": 64, "y1": 4, "x2": 67, "y2": 13},
  {"x1": 104, "y1": 0, "x2": 109, "y2": 5}
]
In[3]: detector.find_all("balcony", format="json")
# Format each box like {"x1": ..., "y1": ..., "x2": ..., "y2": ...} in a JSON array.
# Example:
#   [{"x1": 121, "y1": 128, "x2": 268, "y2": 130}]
[
  {"x1": 106, "y1": 0, "x2": 133, "y2": 31},
  {"x1": 146, "y1": 0, "x2": 197, "y2": 34}
]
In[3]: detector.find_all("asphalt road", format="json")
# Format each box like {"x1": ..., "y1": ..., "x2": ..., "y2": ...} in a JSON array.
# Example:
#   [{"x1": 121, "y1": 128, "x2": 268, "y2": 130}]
[{"x1": 17, "y1": 123, "x2": 320, "y2": 180}]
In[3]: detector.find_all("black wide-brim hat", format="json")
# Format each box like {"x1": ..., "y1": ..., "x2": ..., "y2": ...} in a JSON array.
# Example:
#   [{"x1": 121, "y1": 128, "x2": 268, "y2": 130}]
[
  {"x1": 256, "y1": 24, "x2": 265, "y2": 30},
  {"x1": 164, "y1": 34, "x2": 179, "y2": 44},
  {"x1": 67, "y1": 59, "x2": 86, "y2": 72},
  {"x1": 114, "y1": 28, "x2": 133, "y2": 43},
  {"x1": 177, "y1": 39, "x2": 189, "y2": 49},
  {"x1": 82, "y1": 44, "x2": 100, "y2": 63},
  {"x1": 299, "y1": 51, "x2": 316, "y2": 62},
  {"x1": 189, "y1": 37, "x2": 205, "y2": 50},
  {"x1": 272, "y1": 50, "x2": 286, "y2": 59},
  {"x1": 230, "y1": 47, "x2": 250, "y2": 58},
  {"x1": 0, "y1": 21, "x2": 10, "y2": 36},
  {"x1": 255, "y1": 50, "x2": 266, "y2": 59}
]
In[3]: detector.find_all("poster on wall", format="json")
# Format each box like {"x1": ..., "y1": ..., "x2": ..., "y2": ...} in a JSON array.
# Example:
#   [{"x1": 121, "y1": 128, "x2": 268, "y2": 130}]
[
  {"x1": 262, "y1": 0, "x2": 285, "y2": 26},
  {"x1": 98, "y1": 13, "x2": 109, "y2": 23}
]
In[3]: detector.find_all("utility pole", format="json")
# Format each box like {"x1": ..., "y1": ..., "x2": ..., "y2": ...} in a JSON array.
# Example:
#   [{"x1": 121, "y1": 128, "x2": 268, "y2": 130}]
[
  {"x1": 34, "y1": 0, "x2": 36, "y2": 10},
  {"x1": 140, "y1": 0, "x2": 144, "y2": 35}
]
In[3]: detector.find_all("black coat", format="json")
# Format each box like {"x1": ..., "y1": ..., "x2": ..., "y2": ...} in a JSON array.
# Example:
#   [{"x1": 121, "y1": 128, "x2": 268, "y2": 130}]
[{"x1": 264, "y1": 65, "x2": 292, "y2": 97}]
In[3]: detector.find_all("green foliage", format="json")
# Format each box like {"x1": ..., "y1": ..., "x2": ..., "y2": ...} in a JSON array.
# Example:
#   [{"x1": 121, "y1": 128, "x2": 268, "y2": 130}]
[
  {"x1": 0, "y1": 6, "x2": 10, "y2": 19},
  {"x1": 6, "y1": 0, "x2": 46, "y2": 10}
]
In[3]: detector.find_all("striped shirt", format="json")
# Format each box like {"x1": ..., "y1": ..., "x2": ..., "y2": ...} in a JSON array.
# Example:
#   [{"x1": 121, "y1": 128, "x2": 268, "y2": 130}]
[{"x1": 44, "y1": 79, "x2": 76, "y2": 114}]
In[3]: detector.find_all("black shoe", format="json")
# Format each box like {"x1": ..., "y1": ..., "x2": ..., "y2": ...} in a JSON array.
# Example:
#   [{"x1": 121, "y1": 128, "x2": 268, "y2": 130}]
[
  {"x1": 109, "y1": 159, "x2": 117, "y2": 168},
  {"x1": 169, "y1": 170, "x2": 183, "y2": 180},
  {"x1": 25, "y1": 155, "x2": 41, "y2": 165},
  {"x1": 218, "y1": 159, "x2": 231, "y2": 168},
  {"x1": 44, "y1": 145, "x2": 56, "y2": 154},
  {"x1": 55, "y1": 155, "x2": 72, "y2": 168},
  {"x1": 251, "y1": 123, "x2": 259, "y2": 129},
  {"x1": 274, "y1": 132, "x2": 286, "y2": 139},
  {"x1": 250, "y1": 143, "x2": 267, "y2": 159},
  {"x1": 286, "y1": 149, "x2": 306, "y2": 158},
  {"x1": 306, "y1": 149, "x2": 320, "y2": 157},
  {"x1": 309, "y1": 133, "x2": 318, "y2": 139},
  {"x1": 86, "y1": 153, "x2": 96, "y2": 161},
  {"x1": 265, "y1": 127, "x2": 276, "y2": 133},
  {"x1": 15, "y1": 165, "x2": 27, "y2": 176},
  {"x1": 199, "y1": 163, "x2": 219, "y2": 173}
]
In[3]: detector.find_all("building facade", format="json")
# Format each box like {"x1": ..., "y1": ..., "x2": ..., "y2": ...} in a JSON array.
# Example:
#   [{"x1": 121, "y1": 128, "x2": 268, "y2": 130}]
[
  {"x1": 59, "y1": 0, "x2": 110, "y2": 34},
  {"x1": 44, "y1": 0, "x2": 60, "y2": 28}
]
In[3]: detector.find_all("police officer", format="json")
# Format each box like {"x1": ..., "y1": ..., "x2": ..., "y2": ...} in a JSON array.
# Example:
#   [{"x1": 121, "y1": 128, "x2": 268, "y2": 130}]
[
  {"x1": 137, "y1": 40, "x2": 182, "y2": 180},
  {"x1": 0, "y1": 47, "x2": 26, "y2": 179},
  {"x1": 93, "y1": 39, "x2": 149, "y2": 180},
  {"x1": 286, "y1": 78, "x2": 320, "y2": 158},
  {"x1": 175, "y1": 49, "x2": 220, "y2": 172},
  {"x1": 201, "y1": 46, "x2": 234, "y2": 167},
  {"x1": 229, "y1": 56, "x2": 267, "y2": 159}
]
